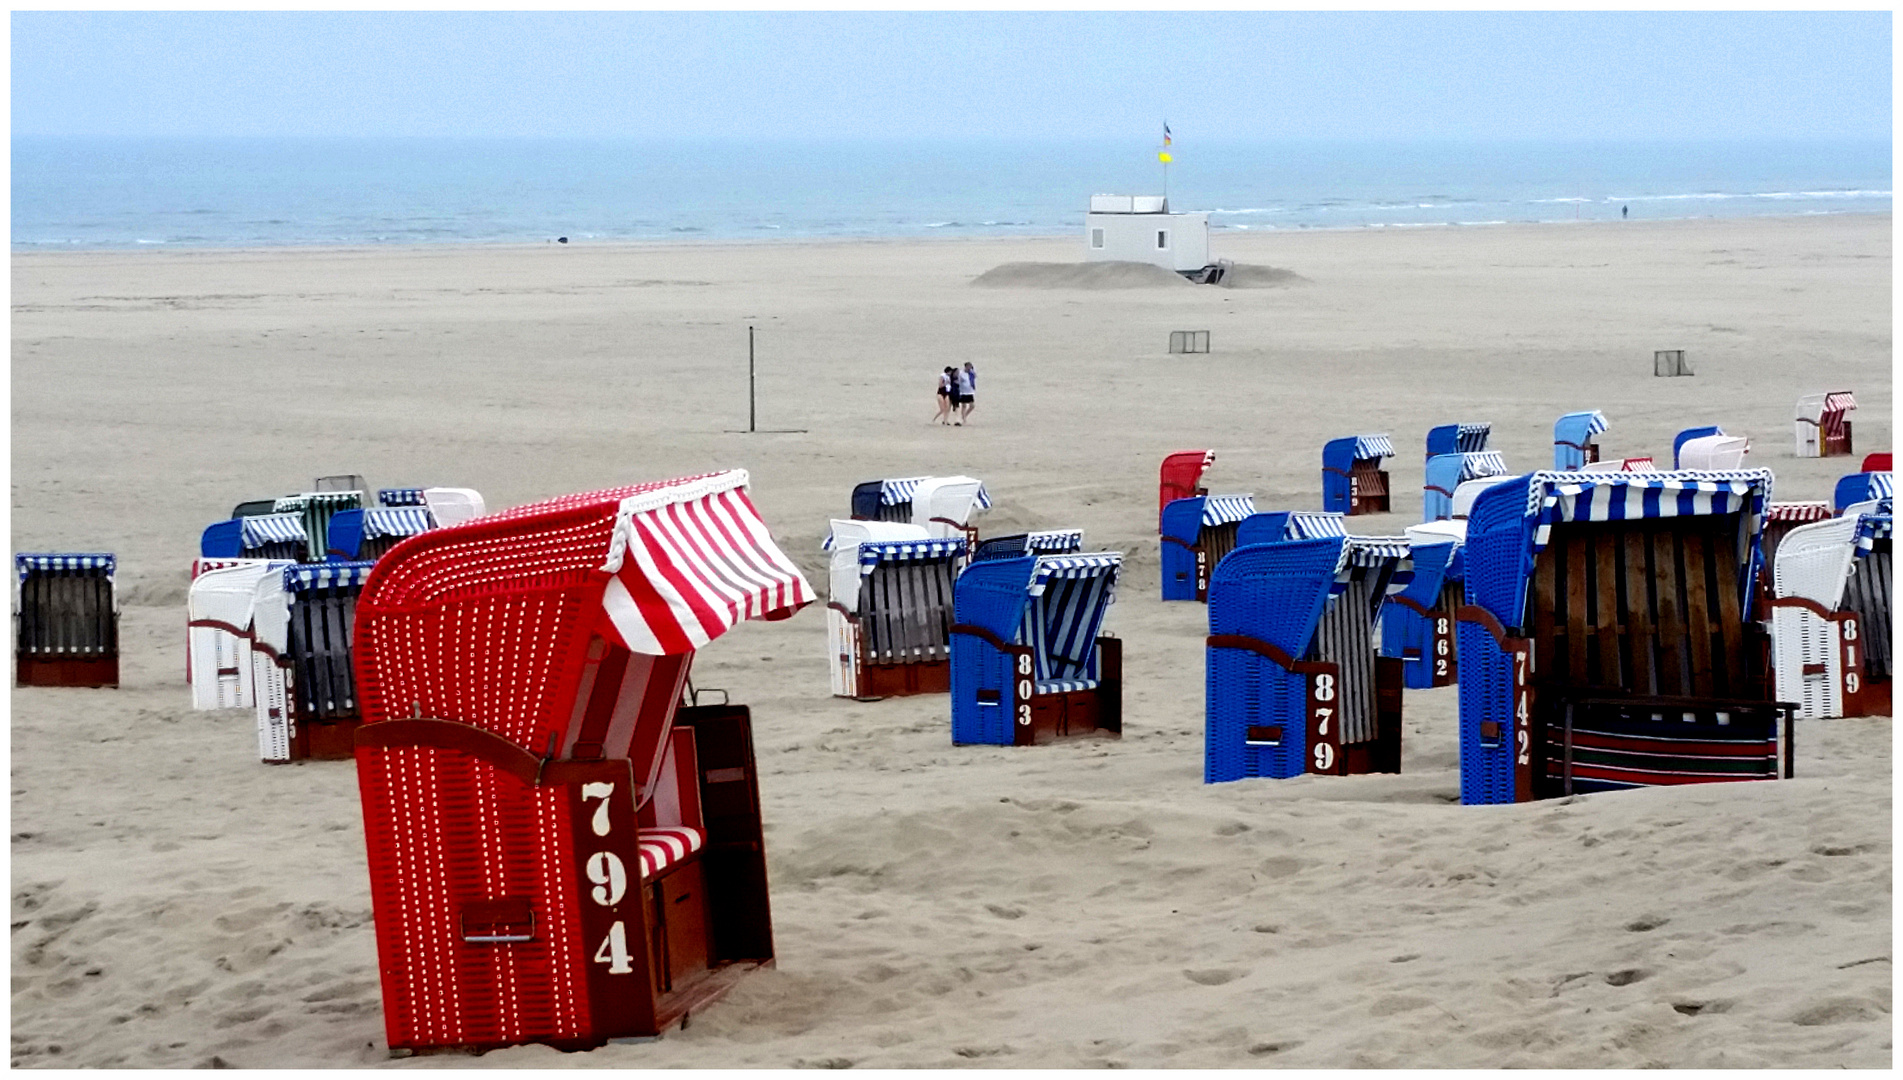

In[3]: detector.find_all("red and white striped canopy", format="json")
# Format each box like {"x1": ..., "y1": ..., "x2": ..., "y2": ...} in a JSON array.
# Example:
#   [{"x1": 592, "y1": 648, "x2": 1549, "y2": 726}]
[{"x1": 595, "y1": 470, "x2": 814, "y2": 654}]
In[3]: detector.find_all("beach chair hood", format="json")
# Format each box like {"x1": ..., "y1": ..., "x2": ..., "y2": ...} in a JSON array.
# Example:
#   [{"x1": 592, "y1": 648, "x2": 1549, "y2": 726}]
[
  {"x1": 1159, "y1": 450, "x2": 1216, "y2": 526},
  {"x1": 1677, "y1": 434, "x2": 1750, "y2": 471},
  {"x1": 909, "y1": 475, "x2": 991, "y2": 535},
  {"x1": 1553, "y1": 410, "x2": 1609, "y2": 470},
  {"x1": 1237, "y1": 511, "x2": 1345, "y2": 547},
  {"x1": 1672, "y1": 426, "x2": 1725, "y2": 467},
  {"x1": 824, "y1": 520, "x2": 934, "y2": 610},
  {"x1": 420, "y1": 487, "x2": 486, "y2": 527},
  {"x1": 1833, "y1": 471, "x2": 1893, "y2": 513},
  {"x1": 1426, "y1": 423, "x2": 1491, "y2": 458}
]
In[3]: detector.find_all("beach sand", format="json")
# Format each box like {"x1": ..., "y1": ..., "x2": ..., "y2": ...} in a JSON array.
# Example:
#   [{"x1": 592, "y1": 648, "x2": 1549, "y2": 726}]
[{"x1": 10, "y1": 214, "x2": 1892, "y2": 1068}]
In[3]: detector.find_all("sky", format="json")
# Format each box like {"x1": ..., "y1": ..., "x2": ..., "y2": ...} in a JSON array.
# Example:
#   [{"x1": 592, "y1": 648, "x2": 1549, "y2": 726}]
[{"x1": 11, "y1": 11, "x2": 1893, "y2": 142}]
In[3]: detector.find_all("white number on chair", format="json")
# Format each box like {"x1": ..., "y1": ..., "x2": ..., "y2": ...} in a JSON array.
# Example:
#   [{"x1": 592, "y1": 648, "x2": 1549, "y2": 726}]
[
  {"x1": 1846, "y1": 671, "x2": 1861, "y2": 694},
  {"x1": 1313, "y1": 743, "x2": 1336, "y2": 771},
  {"x1": 1843, "y1": 618, "x2": 1859, "y2": 641},
  {"x1": 1436, "y1": 637, "x2": 1451, "y2": 657},
  {"x1": 1017, "y1": 702, "x2": 1032, "y2": 727},
  {"x1": 1435, "y1": 658, "x2": 1449, "y2": 677},
  {"x1": 1313, "y1": 673, "x2": 1335, "y2": 702},
  {"x1": 581, "y1": 781, "x2": 615, "y2": 837},
  {"x1": 1516, "y1": 722, "x2": 1530, "y2": 766},
  {"x1": 1017, "y1": 654, "x2": 1033, "y2": 676},
  {"x1": 1314, "y1": 706, "x2": 1332, "y2": 737},
  {"x1": 586, "y1": 851, "x2": 628, "y2": 907},
  {"x1": 593, "y1": 920, "x2": 634, "y2": 974}
]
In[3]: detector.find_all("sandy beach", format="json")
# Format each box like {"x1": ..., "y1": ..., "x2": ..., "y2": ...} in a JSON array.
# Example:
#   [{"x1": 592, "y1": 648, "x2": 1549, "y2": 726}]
[{"x1": 10, "y1": 213, "x2": 1892, "y2": 1068}]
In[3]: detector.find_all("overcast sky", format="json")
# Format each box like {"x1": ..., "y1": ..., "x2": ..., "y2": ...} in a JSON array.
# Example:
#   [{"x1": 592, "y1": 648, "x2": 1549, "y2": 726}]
[{"x1": 11, "y1": 11, "x2": 1892, "y2": 141}]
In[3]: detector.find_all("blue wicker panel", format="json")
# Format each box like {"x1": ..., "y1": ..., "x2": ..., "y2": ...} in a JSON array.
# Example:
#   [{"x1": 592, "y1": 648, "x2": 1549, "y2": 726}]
[
  {"x1": 1205, "y1": 539, "x2": 1344, "y2": 783},
  {"x1": 1321, "y1": 437, "x2": 1357, "y2": 513},
  {"x1": 1456, "y1": 476, "x2": 1540, "y2": 804},
  {"x1": 1382, "y1": 540, "x2": 1454, "y2": 687},
  {"x1": 850, "y1": 481, "x2": 884, "y2": 520},
  {"x1": 951, "y1": 557, "x2": 1038, "y2": 745},
  {"x1": 1425, "y1": 424, "x2": 1460, "y2": 459},
  {"x1": 1456, "y1": 619, "x2": 1518, "y2": 804},
  {"x1": 326, "y1": 509, "x2": 366, "y2": 559},
  {"x1": 1160, "y1": 496, "x2": 1206, "y2": 601},
  {"x1": 1236, "y1": 512, "x2": 1289, "y2": 548}
]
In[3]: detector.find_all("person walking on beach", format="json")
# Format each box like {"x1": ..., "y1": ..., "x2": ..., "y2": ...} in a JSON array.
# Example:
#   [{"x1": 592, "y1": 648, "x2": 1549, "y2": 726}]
[
  {"x1": 956, "y1": 362, "x2": 977, "y2": 424},
  {"x1": 934, "y1": 366, "x2": 955, "y2": 425},
  {"x1": 1622, "y1": 205, "x2": 1628, "y2": 220}
]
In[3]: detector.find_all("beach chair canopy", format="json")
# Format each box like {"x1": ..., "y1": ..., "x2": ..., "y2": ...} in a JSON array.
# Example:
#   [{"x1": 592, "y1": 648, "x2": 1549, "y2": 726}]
[
  {"x1": 1465, "y1": 467, "x2": 1774, "y2": 631},
  {"x1": 420, "y1": 487, "x2": 486, "y2": 528},
  {"x1": 187, "y1": 560, "x2": 291, "y2": 709},
  {"x1": 1451, "y1": 475, "x2": 1517, "y2": 519},
  {"x1": 1861, "y1": 453, "x2": 1892, "y2": 473},
  {"x1": 1159, "y1": 450, "x2": 1216, "y2": 525},
  {"x1": 1323, "y1": 434, "x2": 1397, "y2": 474},
  {"x1": 1765, "y1": 501, "x2": 1834, "y2": 525},
  {"x1": 1834, "y1": 471, "x2": 1893, "y2": 513},
  {"x1": 953, "y1": 552, "x2": 1121, "y2": 691},
  {"x1": 1236, "y1": 510, "x2": 1346, "y2": 547},
  {"x1": 1553, "y1": 410, "x2": 1610, "y2": 470},
  {"x1": 1774, "y1": 514, "x2": 1865, "y2": 612},
  {"x1": 972, "y1": 530, "x2": 1085, "y2": 563},
  {"x1": 378, "y1": 487, "x2": 427, "y2": 507},
  {"x1": 355, "y1": 468, "x2": 813, "y2": 752},
  {"x1": 850, "y1": 476, "x2": 931, "y2": 521},
  {"x1": 1425, "y1": 452, "x2": 1509, "y2": 520},
  {"x1": 326, "y1": 506, "x2": 437, "y2": 560},
  {"x1": 1672, "y1": 426, "x2": 1725, "y2": 468},
  {"x1": 1676, "y1": 435, "x2": 1749, "y2": 471},
  {"x1": 824, "y1": 520, "x2": 938, "y2": 610},
  {"x1": 1427, "y1": 423, "x2": 1492, "y2": 459},
  {"x1": 201, "y1": 512, "x2": 308, "y2": 558},
  {"x1": 1162, "y1": 494, "x2": 1256, "y2": 546},
  {"x1": 1579, "y1": 457, "x2": 1657, "y2": 473},
  {"x1": 910, "y1": 476, "x2": 991, "y2": 535}
]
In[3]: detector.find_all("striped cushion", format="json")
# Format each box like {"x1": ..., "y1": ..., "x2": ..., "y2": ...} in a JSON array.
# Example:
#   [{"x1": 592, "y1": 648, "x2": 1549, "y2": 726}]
[
  {"x1": 637, "y1": 826, "x2": 705, "y2": 879},
  {"x1": 1035, "y1": 677, "x2": 1099, "y2": 695}
]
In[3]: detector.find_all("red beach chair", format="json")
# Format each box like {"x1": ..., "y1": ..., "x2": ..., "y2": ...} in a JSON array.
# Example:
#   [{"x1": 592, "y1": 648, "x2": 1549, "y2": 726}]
[
  {"x1": 1159, "y1": 450, "x2": 1216, "y2": 531},
  {"x1": 351, "y1": 470, "x2": 813, "y2": 1053}
]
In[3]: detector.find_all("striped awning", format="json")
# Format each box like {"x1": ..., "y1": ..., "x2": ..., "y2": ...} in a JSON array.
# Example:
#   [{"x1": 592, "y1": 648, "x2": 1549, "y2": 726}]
[
  {"x1": 1340, "y1": 536, "x2": 1412, "y2": 572},
  {"x1": 597, "y1": 470, "x2": 815, "y2": 655},
  {"x1": 284, "y1": 561, "x2": 375, "y2": 592},
  {"x1": 1855, "y1": 504, "x2": 1892, "y2": 556},
  {"x1": 1823, "y1": 392, "x2": 1858, "y2": 415},
  {"x1": 1354, "y1": 434, "x2": 1396, "y2": 461},
  {"x1": 242, "y1": 513, "x2": 308, "y2": 548},
  {"x1": 1203, "y1": 494, "x2": 1256, "y2": 526},
  {"x1": 1460, "y1": 451, "x2": 1509, "y2": 482},
  {"x1": 1028, "y1": 552, "x2": 1122, "y2": 596},
  {"x1": 1765, "y1": 501, "x2": 1834, "y2": 523},
  {"x1": 858, "y1": 537, "x2": 966, "y2": 573},
  {"x1": 1561, "y1": 410, "x2": 1610, "y2": 438},
  {"x1": 362, "y1": 507, "x2": 436, "y2": 540},
  {"x1": 1865, "y1": 472, "x2": 1895, "y2": 499},
  {"x1": 879, "y1": 477, "x2": 933, "y2": 506},
  {"x1": 16, "y1": 553, "x2": 115, "y2": 579},
  {"x1": 378, "y1": 487, "x2": 427, "y2": 507},
  {"x1": 1288, "y1": 511, "x2": 1347, "y2": 539},
  {"x1": 1456, "y1": 423, "x2": 1491, "y2": 452},
  {"x1": 1025, "y1": 529, "x2": 1085, "y2": 553},
  {"x1": 274, "y1": 491, "x2": 360, "y2": 513}
]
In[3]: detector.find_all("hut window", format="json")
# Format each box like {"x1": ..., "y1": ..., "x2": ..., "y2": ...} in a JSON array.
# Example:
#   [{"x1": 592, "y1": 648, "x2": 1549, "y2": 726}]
[
  {"x1": 1156, "y1": 230, "x2": 1170, "y2": 250},
  {"x1": 1091, "y1": 228, "x2": 1104, "y2": 249}
]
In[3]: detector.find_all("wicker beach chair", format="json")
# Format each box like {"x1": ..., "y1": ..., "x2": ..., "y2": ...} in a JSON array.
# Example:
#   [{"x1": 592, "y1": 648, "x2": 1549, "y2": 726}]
[
  {"x1": 825, "y1": 520, "x2": 964, "y2": 699},
  {"x1": 251, "y1": 561, "x2": 376, "y2": 762},
  {"x1": 351, "y1": 470, "x2": 812, "y2": 1052},
  {"x1": 1384, "y1": 521, "x2": 1465, "y2": 689},
  {"x1": 1424, "y1": 451, "x2": 1509, "y2": 521},
  {"x1": 1793, "y1": 392, "x2": 1857, "y2": 458},
  {"x1": 1161, "y1": 493, "x2": 1255, "y2": 601},
  {"x1": 951, "y1": 552, "x2": 1122, "y2": 745},
  {"x1": 187, "y1": 559, "x2": 290, "y2": 709},
  {"x1": 1159, "y1": 450, "x2": 1216, "y2": 531},
  {"x1": 1236, "y1": 510, "x2": 1346, "y2": 548},
  {"x1": 1205, "y1": 535, "x2": 1411, "y2": 781},
  {"x1": 1322, "y1": 434, "x2": 1396, "y2": 515},
  {"x1": 1456, "y1": 469, "x2": 1792, "y2": 804},
  {"x1": 1553, "y1": 410, "x2": 1609, "y2": 470},
  {"x1": 1676, "y1": 434, "x2": 1750, "y2": 471},
  {"x1": 1861, "y1": 453, "x2": 1892, "y2": 473},
  {"x1": 202, "y1": 512, "x2": 308, "y2": 563},
  {"x1": 1833, "y1": 470, "x2": 1893, "y2": 513},
  {"x1": 15, "y1": 554, "x2": 119, "y2": 688},
  {"x1": 325, "y1": 506, "x2": 437, "y2": 562},
  {"x1": 1770, "y1": 503, "x2": 1892, "y2": 719},
  {"x1": 1425, "y1": 422, "x2": 1492, "y2": 460},
  {"x1": 1753, "y1": 501, "x2": 1836, "y2": 616}
]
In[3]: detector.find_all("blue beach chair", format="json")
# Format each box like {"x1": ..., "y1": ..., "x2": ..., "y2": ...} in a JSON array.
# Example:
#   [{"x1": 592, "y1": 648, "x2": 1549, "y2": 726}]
[
  {"x1": 325, "y1": 505, "x2": 438, "y2": 561},
  {"x1": 1235, "y1": 510, "x2": 1346, "y2": 548},
  {"x1": 1205, "y1": 535, "x2": 1411, "y2": 781},
  {"x1": 951, "y1": 552, "x2": 1122, "y2": 745},
  {"x1": 1161, "y1": 493, "x2": 1255, "y2": 601},
  {"x1": 1423, "y1": 451, "x2": 1509, "y2": 522},
  {"x1": 201, "y1": 512, "x2": 308, "y2": 563},
  {"x1": 1322, "y1": 434, "x2": 1395, "y2": 515},
  {"x1": 1425, "y1": 423, "x2": 1491, "y2": 460},
  {"x1": 1457, "y1": 469, "x2": 1791, "y2": 804},
  {"x1": 1381, "y1": 522, "x2": 1463, "y2": 689},
  {"x1": 1833, "y1": 470, "x2": 1893, "y2": 513},
  {"x1": 1553, "y1": 410, "x2": 1609, "y2": 470}
]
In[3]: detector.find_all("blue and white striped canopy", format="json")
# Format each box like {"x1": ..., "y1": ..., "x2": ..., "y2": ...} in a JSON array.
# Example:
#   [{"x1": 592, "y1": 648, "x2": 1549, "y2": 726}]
[
  {"x1": 1458, "y1": 451, "x2": 1509, "y2": 482},
  {"x1": 1455, "y1": 423, "x2": 1491, "y2": 452},
  {"x1": 1353, "y1": 435, "x2": 1396, "y2": 461},
  {"x1": 284, "y1": 561, "x2": 375, "y2": 592},
  {"x1": 1025, "y1": 529, "x2": 1084, "y2": 553},
  {"x1": 858, "y1": 537, "x2": 966, "y2": 573},
  {"x1": 1029, "y1": 552, "x2": 1122, "y2": 596},
  {"x1": 378, "y1": 487, "x2": 426, "y2": 507},
  {"x1": 1203, "y1": 494, "x2": 1256, "y2": 526},
  {"x1": 1866, "y1": 473, "x2": 1895, "y2": 500},
  {"x1": 878, "y1": 477, "x2": 932, "y2": 505},
  {"x1": 1288, "y1": 512, "x2": 1346, "y2": 539},
  {"x1": 1855, "y1": 506, "x2": 1892, "y2": 556},
  {"x1": 362, "y1": 507, "x2": 435, "y2": 540},
  {"x1": 15, "y1": 553, "x2": 115, "y2": 579},
  {"x1": 241, "y1": 513, "x2": 308, "y2": 548}
]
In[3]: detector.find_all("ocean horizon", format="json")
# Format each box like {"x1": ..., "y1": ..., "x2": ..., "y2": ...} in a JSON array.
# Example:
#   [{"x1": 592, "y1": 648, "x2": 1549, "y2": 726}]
[{"x1": 11, "y1": 135, "x2": 1892, "y2": 251}]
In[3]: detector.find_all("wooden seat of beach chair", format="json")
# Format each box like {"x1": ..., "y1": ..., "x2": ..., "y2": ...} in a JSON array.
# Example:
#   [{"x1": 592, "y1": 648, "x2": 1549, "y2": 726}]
[
  {"x1": 1676, "y1": 434, "x2": 1750, "y2": 471},
  {"x1": 351, "y1": 470, "x2": 812, "y2": 1052},
  {"x1": 1424, "y1": 451, "x2": 1509, "y2": 521},
  {"x1": 1426, "y1": 422, "x2": 1492, "y2": 460},
  {"x1": 1205, "y1": 535, "x2": 1410, "y2": 781},
  {"x1": 14, "y1": 553, "x2": 119, "y2": 688},
  {"x1": 1323, "y1": 434, "x2": 1396, "y2": 515},
  {"x1": 187, "y1": 559, "x2": 291, "y2": 709},
  {"x1": 325, "y1": 506, "x2": 437, "y2": 562},
  {"x1": 1770, "y1": 504, "x2": 1892, "y2": 719},
  {"x1": 251, "y1": 561, "x2": 376, "y2": 762},
  {"x1": 1553, "y1": 410, "x2": 1609, "y2": 470},
  {"x1": 951, "y1": 552, "x2": 1123, "y2": 745},
  {"x1": 1384, "y1": 521, "x2": 1465, "y2": 689},
  {"x1": 1161, "y1": 493, "x2": 1255, "y2": 601},
  {"x1": 1159, "y1": 450, "x2": 1216, "y2": 531},
  {"x1": 825, "y1": 520, "x2": 963, "y2": 699},
  {"x1": 1456, "y1": 469, "x2": 1791, "y2": 804}
]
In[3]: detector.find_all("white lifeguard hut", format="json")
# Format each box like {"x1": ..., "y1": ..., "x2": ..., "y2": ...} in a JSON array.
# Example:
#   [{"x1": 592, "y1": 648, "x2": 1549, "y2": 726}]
[{"x1": 1085, "y1": 195, "x2": 1226, "y2": 283}]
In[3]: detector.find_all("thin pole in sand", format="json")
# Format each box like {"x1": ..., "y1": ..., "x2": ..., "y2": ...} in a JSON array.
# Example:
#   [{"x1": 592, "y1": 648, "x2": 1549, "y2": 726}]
[
  {"x1": 727, "y1": 325, "x2": 806, "y2": 434},
  {"x1": 749, "y1": 325, "x2": 757, "y2": 434}
]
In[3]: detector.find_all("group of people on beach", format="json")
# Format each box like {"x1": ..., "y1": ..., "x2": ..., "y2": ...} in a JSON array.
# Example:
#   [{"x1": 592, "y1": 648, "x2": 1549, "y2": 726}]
[{"x1": 934, "y1": 362, "x2": 977, "y2": 426}]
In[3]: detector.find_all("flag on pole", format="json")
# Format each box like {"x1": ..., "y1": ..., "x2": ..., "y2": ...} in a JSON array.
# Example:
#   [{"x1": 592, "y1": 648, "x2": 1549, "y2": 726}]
[
  {"x1": 1164, "y1": 122, "x2": 1172, "y2": 146},
  {"x1": 1158, "y1": 151, "x2": 1172, "y2": 163}
]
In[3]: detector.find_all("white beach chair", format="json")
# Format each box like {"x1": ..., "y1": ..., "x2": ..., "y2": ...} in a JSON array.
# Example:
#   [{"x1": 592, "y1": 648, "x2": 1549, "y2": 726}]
[
  {"x1": 421, "y1": 486, "x2": 486, "y2": 528},
  {"x1": 909, "y1": 475, "x2": 991, "y2": 545},
  {"x1": 186, "y1": 560, "x2": 289, "y2": 710},
  {"x1": 1771, "y1": 514, "x2": 1864, "y2": 718},
  {"x1": 1676, "y1": 434, "x2": 1750, "y2": 470}
]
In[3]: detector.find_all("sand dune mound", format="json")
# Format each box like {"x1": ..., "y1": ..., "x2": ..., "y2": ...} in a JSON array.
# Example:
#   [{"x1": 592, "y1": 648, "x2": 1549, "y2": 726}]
[
  {"x1": 971, "y1": 261, "x2": 1194, "y2": 289},
  {"x1": 1219, "y1": 263, "x2": 1309, "y2": 288}
]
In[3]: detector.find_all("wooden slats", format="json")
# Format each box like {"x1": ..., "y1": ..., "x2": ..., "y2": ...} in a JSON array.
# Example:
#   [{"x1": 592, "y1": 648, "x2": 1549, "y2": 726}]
[
  {"x1": 1309, "y1": 570, "x2": 1377, "y2": 744},
  {"x1": 857, "y1": 558, "x2": 957, "y2": 665},
  {"x1": 288, "y1": 588, "x2": 358, "y2": 720},
  {"x1": 1681, "y1": 531, "x2": 1714, "y2": 697},
  {"x1": 1649, "y1": 530, "x2": 1687, "y2": 694},
  {"x1": 1563, "y1": 532, "x2": 1590, "y2": 685},
  {"x1": 17, "y1": 570, "x2": 115, "y2": 657},
  {"x1": 1592, "y1": 533, "x2": 1623, "y2": 688},
  {"x1": 1843, "y1": 547, "x2": 1892, "y2": 680},
  {"x1": 1622, "y1": 530, "x2": 1657, "y2": 695}
]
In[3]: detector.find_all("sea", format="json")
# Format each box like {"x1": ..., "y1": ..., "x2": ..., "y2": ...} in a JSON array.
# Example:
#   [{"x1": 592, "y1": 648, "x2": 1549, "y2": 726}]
[{"x1": 11, "y1": 136, "x2": 1892, "y2": 250}]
